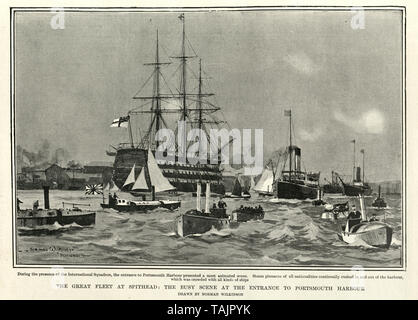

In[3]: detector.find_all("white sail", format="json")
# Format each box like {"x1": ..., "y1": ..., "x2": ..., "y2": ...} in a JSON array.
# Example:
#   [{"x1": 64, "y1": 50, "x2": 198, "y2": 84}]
[
  {"x1": 253, "y1": 169, "x2": 274, "y2": 192},
  {"x1": 123, "y1": 164, "x2": 136, "y2": 187},
  {"x1": 131, "y1": 167, "x2": 148, "y2": 191},
  {"x1": 147, "y1": 149, "x2": 175, "y2": 193}
]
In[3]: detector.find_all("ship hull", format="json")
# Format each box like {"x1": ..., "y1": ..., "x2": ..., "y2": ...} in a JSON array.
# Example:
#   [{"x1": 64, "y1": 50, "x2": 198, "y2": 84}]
[
  {"x1": 342, "y1": 184, "x2": 372, "y2": 196},
  {"x1": 175, "y1": 212, "x2": 230, "y2": 237},
  {"x1": 339, "y1": 222, "x2": 393, "y2": 248},
  {"x1": 111, "y1": 199, "x2": 181, "y2": 213},
  {"x1": 233, "y1": 209, "x2": 264, "y2": 222},
  {"x1": 113, "y1": 148, "x2": 225, "y2": 194},
  {"x1": 323, "y1": 184, "x2": 343, "y2": 194},
  {"x1": 17, "y1": 209, "x2": 96, "y2": 228},
  {"x1": 276, "y1": 181, "x2": 318, "y2": 200}
]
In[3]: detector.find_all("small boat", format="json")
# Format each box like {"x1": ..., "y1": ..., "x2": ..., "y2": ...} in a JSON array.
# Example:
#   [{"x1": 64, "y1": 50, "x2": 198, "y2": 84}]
[
  {"x1": 17, "y1": 186, "x2": 96, "y2": 229},
  {"x1": 275, "y1": 110, "x2": 320, "y2": 200},
  {"x1": 312, "y1": 189, "x2": 326, "y2": 206},
  {"x1": 224, "y1": 177, "x2": 251, "y2": 199},
  {"x1": 338, "y1": 195, "x2": 392, "y2": 248},
  {"x1": 108, "y1": 149, "x2": 181, "y2": 212},
  {"x1": 372, "y1": 185, "x2": 387, "y2": 208},
  {"x1": 175, "y1": 182, "x2": 231, "y2": 237},
  {"x1": 232, "y1": 205, "x2": 264, "y2": 222}
]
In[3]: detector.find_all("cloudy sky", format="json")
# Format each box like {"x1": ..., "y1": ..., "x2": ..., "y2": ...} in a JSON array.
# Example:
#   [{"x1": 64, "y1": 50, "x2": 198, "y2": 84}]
[{"x1": 15, "y1": 9, "x2": 403, "y2": 181}]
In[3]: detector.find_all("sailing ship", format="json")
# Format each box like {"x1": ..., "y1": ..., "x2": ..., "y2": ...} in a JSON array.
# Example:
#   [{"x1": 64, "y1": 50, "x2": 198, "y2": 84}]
[
  {"x1": 175, "y1": 182, "x2": 231, "y2": 237},
  {"x1": 338, "y1": 141, "x2": 372, "y2": 196},
  {"x1": 275, "y1": 110, "x2": 320, "y2": 200},
  {"x1": 224, "y1": 177, "x2": 251, "y2": 199},
  {"x1": 108, "y1": 149, "x2": 181, "y2": 212},
  {"x1": 110, "y1": 15, "x2": 228, "y2": 195},
  {"x1": 322, "y1": 171, "x2": 343, "y2": 194},
  {"x1": 339, "y1": 195, "x2": 392, "y2": 248}
]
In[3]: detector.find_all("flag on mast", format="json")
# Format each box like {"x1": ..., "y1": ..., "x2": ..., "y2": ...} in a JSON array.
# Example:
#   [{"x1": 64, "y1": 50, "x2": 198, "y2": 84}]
[
  {"x1": 350, "y1": 139, "x2": 356, "y2": 143},
  {"x1": 360, "y1": 149, "x2": 364, "y2": 154},
  {"x1": 110, "y1": 116, "x2": 130, "y2": 128},
  {"x1": 284, "y1": 110, "x2": 291, "y2": 117}
]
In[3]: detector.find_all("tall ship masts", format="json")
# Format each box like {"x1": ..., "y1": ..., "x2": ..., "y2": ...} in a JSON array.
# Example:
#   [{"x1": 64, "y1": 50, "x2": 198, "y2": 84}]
[{"x1": 110, "y1": 14, "x2": 228, "y2": 194}]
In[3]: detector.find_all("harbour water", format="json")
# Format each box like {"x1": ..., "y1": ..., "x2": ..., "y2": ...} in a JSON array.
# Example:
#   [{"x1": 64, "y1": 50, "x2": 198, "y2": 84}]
[{"x1": 16, "y1": 190, "x2": 402, "y2": 267}]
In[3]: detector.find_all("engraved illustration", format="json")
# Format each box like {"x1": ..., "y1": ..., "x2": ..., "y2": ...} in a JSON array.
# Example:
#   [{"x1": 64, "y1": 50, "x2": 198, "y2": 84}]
[{"x1": 13, "y1": 8, "x2": 404, "y2": 267}]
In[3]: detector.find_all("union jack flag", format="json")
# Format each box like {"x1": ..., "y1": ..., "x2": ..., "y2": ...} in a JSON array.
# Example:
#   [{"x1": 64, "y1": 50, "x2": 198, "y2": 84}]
[{"x1": 85, "y1": 184, "x2": 103, "y2": 195}]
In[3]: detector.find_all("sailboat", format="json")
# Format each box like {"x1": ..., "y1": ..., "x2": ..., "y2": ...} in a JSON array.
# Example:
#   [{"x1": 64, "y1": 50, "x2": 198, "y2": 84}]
[
  {"x1": 339, "y1": 195, "x2": 392, "y2": 248},
  {"x1": 338, "y1": 142, "x2": 372, "y2": 196},
  {"x1": 275, "y1": 110, "x2": 320, "y2": 200},
  {"x1": 111, "y1": 15, "x2": 229, "y2": 195},
  {"x1": 224, "y1": 177, "x2": 251, "y2": 199},
  {"x1": 175, "y1": 182, "x2": 231, "y2": 237},
  {"x1": 253, "y1": 168, "x2": 274, "y2": 196},
  {"x1": 110, "y1": 149, "x2": 181, "y2": 212}
]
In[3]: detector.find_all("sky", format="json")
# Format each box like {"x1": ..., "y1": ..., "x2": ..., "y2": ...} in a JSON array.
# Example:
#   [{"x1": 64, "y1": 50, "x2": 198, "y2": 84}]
[{"x1": 14, "y1": 9, "x2": 403, "y2": 182}]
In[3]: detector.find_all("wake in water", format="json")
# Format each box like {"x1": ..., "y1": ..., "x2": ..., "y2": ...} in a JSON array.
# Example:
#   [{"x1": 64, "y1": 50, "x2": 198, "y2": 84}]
[{"x1": 18, "y1": 222, "x2": 84, "y2": 236}]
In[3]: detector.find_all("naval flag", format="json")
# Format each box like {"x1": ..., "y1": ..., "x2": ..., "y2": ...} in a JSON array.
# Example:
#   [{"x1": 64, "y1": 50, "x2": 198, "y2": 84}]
[
  {"x1": 110, "y1": 116, "x2": 130, "y2": 128},
  {"x1": 284, "y1": 110, "x2": 291, "y2": 117}
]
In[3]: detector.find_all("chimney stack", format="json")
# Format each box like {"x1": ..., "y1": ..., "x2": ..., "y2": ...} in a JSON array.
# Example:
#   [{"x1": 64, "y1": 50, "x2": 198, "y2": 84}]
[{"x1": 43, "y1": 185, "x2": 50, "y2": 209}]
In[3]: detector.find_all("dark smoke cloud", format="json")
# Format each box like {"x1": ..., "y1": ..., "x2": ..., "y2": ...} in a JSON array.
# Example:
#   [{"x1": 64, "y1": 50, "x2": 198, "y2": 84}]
[{"x1": 16, "y1": 139, "x2": 72, "y2": 170}]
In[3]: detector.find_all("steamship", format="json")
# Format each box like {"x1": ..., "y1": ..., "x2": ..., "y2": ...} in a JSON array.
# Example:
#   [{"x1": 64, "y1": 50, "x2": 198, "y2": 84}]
[
  {"x1": 275, "y1": 110, "x2": 320, "y2": 200},
  {"x1": 336, "y1": 140, "x2": 372, "y2": 196},
  {"x1": 110, "y1": 14, "x2": 228, "y2": 194}
]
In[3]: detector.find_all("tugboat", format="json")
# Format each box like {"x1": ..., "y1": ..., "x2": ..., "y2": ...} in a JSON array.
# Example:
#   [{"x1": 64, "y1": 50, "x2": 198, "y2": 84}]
[
  {"x1": 224, "y1": 177, "x2": 251, "y2": 199},
  {"x1": 175, "y1": 182, "x2": 231, "y2": 237},
  {"x1": 17, "y1": 186, "x2": 96, "y2": 229},
  {"x1": 372, "y1": 185, "x2": 387, "y2": 208},
  {"x1": 275, "y1": 110, "x2": 320, "y2": 200},
  {"x1": 338, "y1": 195, "x2": 392, "y2": 248},
  {"x1": 109, "y1": 149, "x2": 181, "y2": 212}
]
